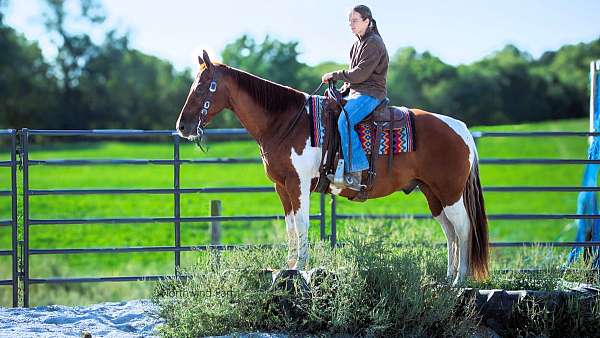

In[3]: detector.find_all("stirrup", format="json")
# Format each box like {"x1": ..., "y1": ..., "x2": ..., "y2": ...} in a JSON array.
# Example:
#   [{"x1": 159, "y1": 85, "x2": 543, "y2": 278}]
[
  {"x1": 343, "y1": 172, "x2": 365, "y2": 191},
  {"x1": 332, "y1": 159, "x2": 345, "y2": 186},
  {"x1": 327, "y1": 171, "x2": 365, "y2": 192}
]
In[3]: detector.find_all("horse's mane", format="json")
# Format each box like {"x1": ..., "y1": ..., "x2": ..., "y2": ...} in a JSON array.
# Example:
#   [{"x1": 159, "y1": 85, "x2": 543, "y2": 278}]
[{"x1": 221, "y1": 65, "x2": 307, "y2": 114}]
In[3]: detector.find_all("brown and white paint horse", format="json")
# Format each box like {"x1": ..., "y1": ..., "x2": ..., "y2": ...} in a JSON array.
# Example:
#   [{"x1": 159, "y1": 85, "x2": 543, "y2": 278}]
[{"x1": 176, "y1": 51, "x2": 489, "y2": 285}]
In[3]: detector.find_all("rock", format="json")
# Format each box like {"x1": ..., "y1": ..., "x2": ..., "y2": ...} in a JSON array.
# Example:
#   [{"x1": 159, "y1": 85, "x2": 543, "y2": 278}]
[{"x1": 470, "y1": 325, "x2": 501, "y2": 338}]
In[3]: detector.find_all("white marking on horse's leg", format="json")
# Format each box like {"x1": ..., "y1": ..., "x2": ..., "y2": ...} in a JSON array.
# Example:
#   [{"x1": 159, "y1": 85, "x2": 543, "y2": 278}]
[
  {"x1": 443, "y1": 196, "x2": 471, "y2": 286},
  {"x1": 293, "y1": 181, "x2": 311, "y2": 270},
  {"x1": 434, "y1": 213, "x2": 458, "y2": 281},
  {"x1": 284, "y1": 212, "x2": 298, "y2": 268},
  {"x1": 290, "y1": 137, "x2": 322, "y2": 270},
  {"x1": 431, "y1": 113, "x2": 477, "y2": 168}
]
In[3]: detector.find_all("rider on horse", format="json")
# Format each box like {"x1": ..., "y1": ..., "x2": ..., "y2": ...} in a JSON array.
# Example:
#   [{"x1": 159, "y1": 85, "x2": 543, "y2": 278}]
[{"x1": 321, "y1": 5, "x2": 389, "y2": 191}]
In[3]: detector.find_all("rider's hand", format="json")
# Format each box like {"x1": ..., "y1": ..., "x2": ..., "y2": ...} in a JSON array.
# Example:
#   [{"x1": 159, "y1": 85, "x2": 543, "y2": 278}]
[{"x1": 321, "y1": 72, "x2": 334, "y2": 83}]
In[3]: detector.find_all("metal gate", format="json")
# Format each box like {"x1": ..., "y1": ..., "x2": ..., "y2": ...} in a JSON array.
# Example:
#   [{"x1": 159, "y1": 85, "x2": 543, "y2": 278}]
[
  {"x1": 0, "y1": 130, "x2": 18, "y2": 307},
  {"x1": 4, "y1": 128, "x2": 600, "y2": 307}
]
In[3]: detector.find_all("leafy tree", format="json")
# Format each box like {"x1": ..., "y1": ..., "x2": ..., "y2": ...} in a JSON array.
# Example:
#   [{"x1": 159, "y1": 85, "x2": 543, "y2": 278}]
[
  {"x1": 431, "y1": 65, "x2": 506, "y2": 125},
  {"x1": 221, "y1": 34, "x2": 308, "y2": 89},
  {"x1": 79, "y1": 33, "x2": 191, "y2": 129},
  {"x1": 0, "y1": 0, "x2": 6, "y2": 21},
  {"x1": 42, "y1": 0, "x2": 105, "y2": 90},
  {"x1": 387, "y1": 47, "x2": 456, "y2": 113},
  {"x1": 534, "y1": 38, "x2": 600, "y2": 119},
  {"x1": 480, "y1": 46, "x2": 548, "y2": 122},
  {"x1": 41, "y1": 0, "x2": 106, "y2": 128},
  {"x1": 216, "y1": 35, "x2": 309, "y2": 128},
  {"x1": 0, "y1": 17, "x2": 58, "y2": 128},
  {"x1": 0, "y1": 0, "x2": 598, "y2": 130}
]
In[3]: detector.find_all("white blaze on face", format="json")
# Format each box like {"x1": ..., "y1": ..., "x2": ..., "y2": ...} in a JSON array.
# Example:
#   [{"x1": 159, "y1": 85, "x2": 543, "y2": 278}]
[
  {"x1": 191, "y1": 72, "x2": 201, "y2": 92},
  {"x1": 176, "y1": 72, "x2": 202, "y2": 137},
  {"x1": 431, "y1": 113, "x2": 477, "y2": 168}
]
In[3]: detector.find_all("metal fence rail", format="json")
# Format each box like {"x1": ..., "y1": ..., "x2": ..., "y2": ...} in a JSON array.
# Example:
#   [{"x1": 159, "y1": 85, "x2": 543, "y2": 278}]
[
  {"x1": 0, "y1": 130, "x2": 19, "y2": 307},
  {"x1": 19, "y1": 128, "x2": 326, "y2": 307},
  {"x1": 11, "y1": 128, "x2": 600, "y2": 307}
]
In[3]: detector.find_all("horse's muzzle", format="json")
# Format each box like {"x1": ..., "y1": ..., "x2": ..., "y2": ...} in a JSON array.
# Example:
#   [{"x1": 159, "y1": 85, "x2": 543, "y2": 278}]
[{"x1": 176, "y1": 117, "x2": 199, "y2": 139}]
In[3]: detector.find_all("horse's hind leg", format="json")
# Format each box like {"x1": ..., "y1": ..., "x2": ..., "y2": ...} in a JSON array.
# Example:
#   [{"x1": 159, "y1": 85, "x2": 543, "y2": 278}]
[
  {"x1": 275, "y1": 183, "x2": 297, "y2": 268},
  {"x1": 437, "y1": 212, "x2": 459, "y2": 282},
  {"x1": 420, "y1": 183, "x2": 458, "y2": 281},
  {"x1": 442, "y1": 196, "x2": 471, "y2": 286}
]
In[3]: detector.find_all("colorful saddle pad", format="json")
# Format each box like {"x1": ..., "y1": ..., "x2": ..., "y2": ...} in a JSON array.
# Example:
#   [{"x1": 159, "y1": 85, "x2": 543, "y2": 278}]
[
  {"x1": 306, "y1": 95, "x2": 416, "y2": 155},
  {"x1": 356, "y1": 107, "x2": 416, "y2": 155}
]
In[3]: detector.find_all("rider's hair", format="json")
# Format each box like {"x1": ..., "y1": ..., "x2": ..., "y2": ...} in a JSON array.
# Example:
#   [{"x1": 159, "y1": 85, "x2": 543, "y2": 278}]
[{"x1": 352, "y1": 5, "x2": 381, "y2": 38}]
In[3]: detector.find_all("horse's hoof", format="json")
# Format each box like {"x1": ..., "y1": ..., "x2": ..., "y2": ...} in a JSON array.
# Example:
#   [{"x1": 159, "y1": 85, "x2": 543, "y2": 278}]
[
  {"x1": 452, "y1": 277, "x2": 465, "y2": 287},
  {"x1": 287, "y1": 260, "x2": 298, "y2": 269}
]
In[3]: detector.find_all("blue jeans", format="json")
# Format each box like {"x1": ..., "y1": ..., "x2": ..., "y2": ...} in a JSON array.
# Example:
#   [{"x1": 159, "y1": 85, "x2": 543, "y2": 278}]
[{"x1": 338, "y1": 92, "x2": 381, "y2": 173}]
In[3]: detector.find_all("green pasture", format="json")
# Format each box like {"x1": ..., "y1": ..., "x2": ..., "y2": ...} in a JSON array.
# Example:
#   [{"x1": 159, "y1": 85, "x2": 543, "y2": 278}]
[{"x1": 0, "y1": 118, "x2": 594, "y2": 306}]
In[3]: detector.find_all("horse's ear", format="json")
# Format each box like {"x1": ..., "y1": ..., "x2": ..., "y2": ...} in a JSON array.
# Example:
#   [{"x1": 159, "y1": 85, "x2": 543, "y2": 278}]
[{"x1": 202, "y1": 50, "x2": 213, "y2": 69}]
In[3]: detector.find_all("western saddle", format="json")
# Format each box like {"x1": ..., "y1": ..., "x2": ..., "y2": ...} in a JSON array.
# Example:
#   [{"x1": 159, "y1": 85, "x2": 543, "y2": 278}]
[{"x1": 315, "y1": 82, "x2": 412, "y2": 202}]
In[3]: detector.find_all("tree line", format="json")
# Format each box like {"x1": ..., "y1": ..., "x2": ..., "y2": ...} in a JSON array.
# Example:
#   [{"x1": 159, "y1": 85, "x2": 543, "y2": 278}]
[{"x1": 1, "y1": 0, "x2": 599, "y2": 130}]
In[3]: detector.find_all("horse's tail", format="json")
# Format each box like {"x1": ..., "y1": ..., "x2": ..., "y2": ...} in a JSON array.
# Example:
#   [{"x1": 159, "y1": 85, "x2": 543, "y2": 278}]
[{"x1": 463, "y1": 154, "x2": 489, "y2": 281}]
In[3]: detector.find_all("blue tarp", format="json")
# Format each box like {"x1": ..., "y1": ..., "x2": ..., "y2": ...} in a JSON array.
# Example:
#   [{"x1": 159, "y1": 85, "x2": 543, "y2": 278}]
[{"x1": 567, "y1": 63, "x2": 600, "y2": 267}]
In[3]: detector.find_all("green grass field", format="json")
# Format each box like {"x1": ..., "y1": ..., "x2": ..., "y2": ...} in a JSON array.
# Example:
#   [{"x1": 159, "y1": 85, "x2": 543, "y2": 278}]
[{"x1": 0, "y1": 118, "x2": 594, "y2": 306}]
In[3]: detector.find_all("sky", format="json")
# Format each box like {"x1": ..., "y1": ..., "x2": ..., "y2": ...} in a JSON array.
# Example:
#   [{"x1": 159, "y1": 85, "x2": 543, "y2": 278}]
[{"x1": 4, "y1": 0, "x2": 600, "y2": 72}]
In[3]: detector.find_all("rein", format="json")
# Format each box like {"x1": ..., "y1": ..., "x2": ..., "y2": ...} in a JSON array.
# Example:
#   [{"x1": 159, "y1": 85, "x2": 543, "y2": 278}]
[
  {"x1": 193, "y1": 75, "x2": 348, "y2": 164},
  {"x1": 326, "y1": 81, "x2": 353, "y2": 173},
  {"x1": 276, "y1": 82, "x2": 326, "y2": 146},
  {"x1": 196, "y1": 72, "x2": 325, "y2": 154}
]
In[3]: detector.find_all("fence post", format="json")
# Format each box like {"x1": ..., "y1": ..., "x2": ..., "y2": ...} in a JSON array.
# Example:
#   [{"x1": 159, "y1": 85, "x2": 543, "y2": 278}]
[
  {"x1": 21, "y1": 129, "x2": 29, "y2": 307},
  {"x1": 591, "y1": 60, "x2": 600, "y2": 266},
  {"x1": 210, "y1": 200, "x2": 221, "y2": 266},
  {"x1": 173, "y1": 135, "x2": 181, "y2": 277},
  {"x1": 319, "y1": 193, "x2": 326, "y2": 241},
  {"x1": 591, "y1": 60, "x2": 599, "y2": 144},
  {"x1": 10, "y1": 129, "x2": 18, "y2": 307},
  {"x1": 331, "y1": 195, "x2": 337, "y2": 248},
  {"x1": 210, "y1": 200, "x2": 221, "y2": 244}
]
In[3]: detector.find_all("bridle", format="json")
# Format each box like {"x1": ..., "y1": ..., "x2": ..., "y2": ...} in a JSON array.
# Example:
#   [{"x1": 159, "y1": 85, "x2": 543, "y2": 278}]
[
  {"x1": 277, "y1": 80, "x2": 353, "y2": 174},
  {"x1": 194, "y1": 70, "x2": 219, "y2": 151}
]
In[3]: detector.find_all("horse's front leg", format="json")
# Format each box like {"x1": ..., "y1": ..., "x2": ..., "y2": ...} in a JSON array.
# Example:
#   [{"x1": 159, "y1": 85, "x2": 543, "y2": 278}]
[
  {"x1": 290, "y1": 177, "x2": 311, "y2": 270},
  {"x1": 288, "y1": 138, "x2": 320, "y2": 270},
  {"x1": 275, "y1": 184, "x2": 297, "y2": 268}
]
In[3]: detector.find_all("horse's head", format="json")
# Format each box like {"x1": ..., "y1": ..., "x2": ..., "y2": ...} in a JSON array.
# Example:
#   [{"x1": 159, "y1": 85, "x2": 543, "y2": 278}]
[{"x1": 176, "y1": 50, "x2": 228, "y2": 141}]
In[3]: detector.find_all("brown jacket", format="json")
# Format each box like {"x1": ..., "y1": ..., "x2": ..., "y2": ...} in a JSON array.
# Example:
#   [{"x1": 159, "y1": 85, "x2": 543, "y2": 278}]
[{"x1": 331, "y1": 30, "x2": 389, "y2": 100}]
